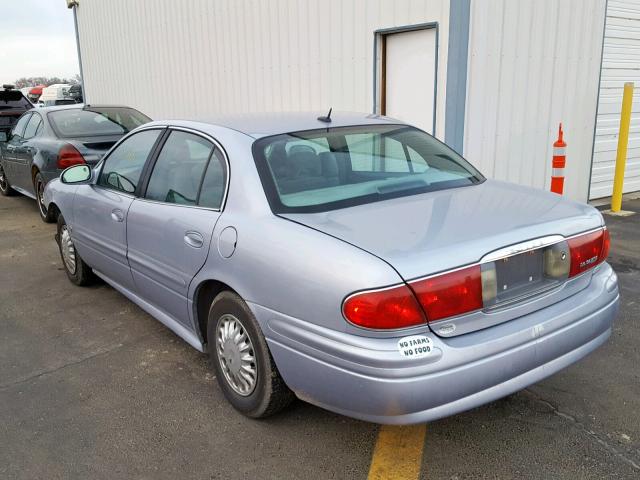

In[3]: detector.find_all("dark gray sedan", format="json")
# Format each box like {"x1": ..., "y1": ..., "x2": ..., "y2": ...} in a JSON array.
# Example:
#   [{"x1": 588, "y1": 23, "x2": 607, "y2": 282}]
[{"x1": 0, "y1": 104, "x2": 151, "y2": 221}]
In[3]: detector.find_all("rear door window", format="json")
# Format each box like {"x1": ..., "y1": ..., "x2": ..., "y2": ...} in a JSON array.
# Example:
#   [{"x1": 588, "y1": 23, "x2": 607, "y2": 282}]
[
  {"x1": 10, "y1": 113, "x2": 31, "y2": 140},
  {"x1": 145, "y1": 131, "x2": 214, "y2": 206},
  {"x1": 23, "y1": 114, "x2": 43, "y2": 139},
  {"x1": 198, "y1": 149, "x2": 227, "y2": 209},
  {"x1": 97, "y1": 129, "x2": 162, "y2": 194}
]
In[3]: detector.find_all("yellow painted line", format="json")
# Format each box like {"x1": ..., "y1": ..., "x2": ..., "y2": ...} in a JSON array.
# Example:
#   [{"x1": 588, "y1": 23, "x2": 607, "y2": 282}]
[{"x1": 367, "y1": 424, "x2": 427, "y2": 480}]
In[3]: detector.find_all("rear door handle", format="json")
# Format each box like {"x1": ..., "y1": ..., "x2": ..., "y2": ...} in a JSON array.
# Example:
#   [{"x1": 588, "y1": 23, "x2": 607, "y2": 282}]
[
  {"x1": 111, "y1": 209, "x2": 124, "y2": 222},
  {"x1": 184, "y1": 231, "x2": 204, "y2": 248}
]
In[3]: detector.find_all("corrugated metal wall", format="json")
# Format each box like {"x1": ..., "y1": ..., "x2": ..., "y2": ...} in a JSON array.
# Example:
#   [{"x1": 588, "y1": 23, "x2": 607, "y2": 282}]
[
  {"x1": 77, "y1": 0, "x2": 608, "y2": 202},
  {"x1": 77, "y1": 0, "x2": 451, "y2": 139},
  {"x1": 463, "y1": 0, "x2": 606, "y2": 202},
  {"x1": 590, "y1": 0, "x2": 640, "y2": 199}
]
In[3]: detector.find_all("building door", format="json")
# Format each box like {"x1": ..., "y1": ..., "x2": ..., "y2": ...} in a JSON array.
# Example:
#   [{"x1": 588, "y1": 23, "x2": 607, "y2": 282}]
[
  {"x1": 379, "y1": 27, "x2": 437, "y2": 135},
  {"x1": 590, "y1": 0, "x2": 640, "y2": 199}
]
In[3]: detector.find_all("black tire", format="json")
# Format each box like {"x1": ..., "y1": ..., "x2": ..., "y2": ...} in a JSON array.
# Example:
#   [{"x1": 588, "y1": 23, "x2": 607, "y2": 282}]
[
  {"x1": 57, "y1": 214, "x2": 94, "y2": 286},
  {"x1": 34, "y1": 172, "x2": 56, "y2": 223},
  {"x1": 207, "y1": 291, "x2": 294, "y2": 418},
  {"x1": 0, "y1": 163, "x2": 16, "y2": 196}
]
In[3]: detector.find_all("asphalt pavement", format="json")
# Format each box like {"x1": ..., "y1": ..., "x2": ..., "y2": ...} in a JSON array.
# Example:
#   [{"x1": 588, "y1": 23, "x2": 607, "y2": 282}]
[{"x1": 1, "y1": 194, "x2": 638, "y2": 479}]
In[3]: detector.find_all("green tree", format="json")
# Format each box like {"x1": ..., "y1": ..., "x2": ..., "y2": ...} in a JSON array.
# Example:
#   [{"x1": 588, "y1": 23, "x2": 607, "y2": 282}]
[{"x1": 12, "y1": 75, "x2": 80, "y2": 89}]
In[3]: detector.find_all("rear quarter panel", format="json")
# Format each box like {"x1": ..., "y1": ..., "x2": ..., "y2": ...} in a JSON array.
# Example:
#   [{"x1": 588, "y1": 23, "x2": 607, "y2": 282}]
[
  {"x1": 199, "y1": 211, "x2": 403, "y2": 333},
  {"x1": 30, "y1": 137, "x2": 64, "y2": 179}
]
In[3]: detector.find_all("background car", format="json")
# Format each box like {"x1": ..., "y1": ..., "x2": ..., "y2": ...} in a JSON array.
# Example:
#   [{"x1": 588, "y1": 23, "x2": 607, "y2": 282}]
[
  {"x1": 43, "y1": 112, "x2": 619, "y2": 425},
  {"x1": 38, "y1": 84, "x2": 72, "y2": 107},
  {"x1": 0, "y1": 84, "x2": 33, "y2": 138},
  {"x1": 68, "y1": 84, "x2": 83, "y2": 103},
  {"x1": 27, "y1": 85, "x2": 46, "y2": 104},
  {"x1": 0, "y1": 104, "x2": 151, "y2": 222}
]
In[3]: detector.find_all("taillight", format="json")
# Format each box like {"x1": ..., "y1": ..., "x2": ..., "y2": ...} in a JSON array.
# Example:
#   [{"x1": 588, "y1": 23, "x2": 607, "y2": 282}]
[
  {"x1": 410, "y1": 265, "x2": 483, "y2": 322},
  {"x1": 567, "y1": 228, "x2": 609, "y2": 277},
  {"x1": 57, "y1": 144, "x2": 86, "y2": 169},
  {"x1": 600, "y1": 228, "x2": 611, "y2": 263},
  {"x1": 343, "y1": 284, "x2": 425, "y2": 329},
  {"x1": 343, "y1": 228, "x2": 610, "y2": 329}
]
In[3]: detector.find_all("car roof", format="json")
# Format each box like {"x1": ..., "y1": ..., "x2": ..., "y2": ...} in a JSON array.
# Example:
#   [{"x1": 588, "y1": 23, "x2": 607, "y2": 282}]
[
  {"x1": 36, "y1": 104, "x2": 84, "y2": 113},
  {"x1": 145, "y1": 111, "x2": 405, "y2": 138},
  {"x1": 36, "y1": 104, "x2": 139, "y2": 113}
]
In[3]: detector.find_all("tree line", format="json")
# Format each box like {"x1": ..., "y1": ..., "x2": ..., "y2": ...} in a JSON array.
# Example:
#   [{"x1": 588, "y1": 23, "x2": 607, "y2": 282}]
[{"x1": 12, "y1": 74, "x2": 81, "y2": 89}]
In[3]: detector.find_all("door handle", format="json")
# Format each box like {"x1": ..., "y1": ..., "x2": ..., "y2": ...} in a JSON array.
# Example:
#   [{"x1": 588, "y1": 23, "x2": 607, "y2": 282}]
[
  {"x1": 111, "y1": 209, "x2": 125, "y2": 222},
  {"x1": 184, "y1": 231, "x2": 204, "y2": 248}
]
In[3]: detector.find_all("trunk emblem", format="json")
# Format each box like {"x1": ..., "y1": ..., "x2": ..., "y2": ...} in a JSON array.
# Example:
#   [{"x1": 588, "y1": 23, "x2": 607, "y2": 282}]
[{"x1": 580, "y1": 256, "x2": 598, "y2": 268}]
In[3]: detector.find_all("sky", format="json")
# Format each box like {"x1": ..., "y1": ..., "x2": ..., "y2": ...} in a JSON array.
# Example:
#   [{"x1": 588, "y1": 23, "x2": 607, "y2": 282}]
[{"x1": 0, "y1": 0, "x2": 78, "y2": 85}]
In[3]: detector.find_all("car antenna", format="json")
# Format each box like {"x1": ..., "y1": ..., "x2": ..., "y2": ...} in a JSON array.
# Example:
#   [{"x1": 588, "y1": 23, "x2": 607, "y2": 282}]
[{"x1": 317, "y1": 108, "x2": 332, "y2": 123}]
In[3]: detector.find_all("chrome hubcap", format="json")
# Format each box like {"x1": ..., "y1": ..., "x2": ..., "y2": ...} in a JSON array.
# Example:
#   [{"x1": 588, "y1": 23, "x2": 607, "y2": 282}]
[
  {"x1": 216, "y1": 314, "x2": 257, "y2": 396},
  {"x1": 60, "y1": 225, "x2": 77, "y2": 274}
]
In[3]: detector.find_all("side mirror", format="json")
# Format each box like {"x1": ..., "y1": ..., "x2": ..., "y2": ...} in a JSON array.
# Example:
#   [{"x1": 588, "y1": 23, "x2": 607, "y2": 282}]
[
  {"x1": 0, "y1": 132, "x2": 7, "y2": 142},
  {"x1": 61, "y1": 164, "x2": 92, "y2": 184}
]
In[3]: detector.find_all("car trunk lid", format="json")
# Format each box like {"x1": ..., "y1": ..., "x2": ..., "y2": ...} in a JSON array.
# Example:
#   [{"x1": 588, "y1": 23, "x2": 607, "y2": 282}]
[
  {"x1": 282, "y1": 180, "x2": 604, "y2": 336},
  {"x1": 66, "y1": 135, "x2": 121, "y2": 164}
]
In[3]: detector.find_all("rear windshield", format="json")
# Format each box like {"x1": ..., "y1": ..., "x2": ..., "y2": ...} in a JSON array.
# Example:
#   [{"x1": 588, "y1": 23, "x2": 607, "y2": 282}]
[
  {"x1": 48, "y1": 107, "x2": 151, "y2": 138},
  {"x1": 0, "y1": 91, "x2": 32, "y2": 110},
  {"x1": 252, "y1": 124, "x2": 484, "y2": 213}
]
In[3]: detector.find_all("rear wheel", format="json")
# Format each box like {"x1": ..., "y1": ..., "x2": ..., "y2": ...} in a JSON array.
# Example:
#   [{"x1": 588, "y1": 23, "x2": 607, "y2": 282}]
[
  {"x1": 57, "y1": 214, "x2": 94, "y2": 286},
  {"x1": 0, "y1": 163, "x2": 16, "y2": 196},
  {"x1": 207, "y1": 291, "x2": 294, "y2": 418},
  {"x1": 34, "y1": 172, "x2": 56, "y2": 223}
]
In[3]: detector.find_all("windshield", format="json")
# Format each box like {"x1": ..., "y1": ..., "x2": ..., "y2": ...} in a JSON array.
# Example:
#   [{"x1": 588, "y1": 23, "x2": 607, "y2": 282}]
[
  {"x1": 48, "y1": 107, "x2": 151, "y2": 138},
  {"x1": 252, "y1": 124, "x2": 484, "y2": 213},
  {"x1": 0, "y1": 91, "x2": 32, "y2": 110}
]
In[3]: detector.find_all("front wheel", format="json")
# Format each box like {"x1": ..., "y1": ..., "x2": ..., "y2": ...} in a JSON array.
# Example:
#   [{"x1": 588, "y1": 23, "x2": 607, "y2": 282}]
[
  {"x1": 0, "y1": 163, "x2": 16, "y2": 196},
  {"x1": 34, "y1": 172, "x2": 56, "y2": 223},
  {"x1": 57, "y1": 214, "x2": 94, "y2": 286},
  {"x1": 207, "y1": 291, "x2": 294, "y2": 418}
]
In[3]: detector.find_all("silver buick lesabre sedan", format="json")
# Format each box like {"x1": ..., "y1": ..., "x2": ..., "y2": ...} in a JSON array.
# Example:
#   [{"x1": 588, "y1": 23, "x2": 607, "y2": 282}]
[{"x1": 43, "y1": 112, "x2": 619, "y2": 424}]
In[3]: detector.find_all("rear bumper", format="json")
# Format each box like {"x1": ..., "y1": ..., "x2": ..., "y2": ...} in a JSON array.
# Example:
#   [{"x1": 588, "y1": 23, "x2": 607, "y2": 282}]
[{"x1": 256, "y1": 263, "x2": 619, "y2": 424}]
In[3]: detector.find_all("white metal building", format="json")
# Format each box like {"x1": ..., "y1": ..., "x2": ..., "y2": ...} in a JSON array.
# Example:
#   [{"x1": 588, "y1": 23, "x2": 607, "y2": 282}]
[
  {"x1": 591, "y1": 0, "x2": 640, "y2": 199},
  {"x1": 71, "y1": 0, "x2": 640, "y2": 202}
]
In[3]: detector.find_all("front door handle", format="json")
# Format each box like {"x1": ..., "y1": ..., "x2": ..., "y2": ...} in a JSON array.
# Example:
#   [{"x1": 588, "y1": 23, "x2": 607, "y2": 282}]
[
  {"x1": 111, "y1": 209, "x2": 124, "y2": 222},
  {"x1": 184, "y1": 231, "x2": 204, "y2": 248}
]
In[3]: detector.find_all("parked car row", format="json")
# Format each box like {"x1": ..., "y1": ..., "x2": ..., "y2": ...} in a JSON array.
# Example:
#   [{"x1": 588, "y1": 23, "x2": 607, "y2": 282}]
[
  {"x1": 37, "y1": 83, "x2": 82, "y2": 107},
  {"x1": 2, "y1": 110, "x2": 619, "y2": 424},
  {"x1": 0, "y1": 104, "x2": 151, "y2": 221},
  {"x1": 9, "y1": 83, "x2": 84, "y2": 108}
]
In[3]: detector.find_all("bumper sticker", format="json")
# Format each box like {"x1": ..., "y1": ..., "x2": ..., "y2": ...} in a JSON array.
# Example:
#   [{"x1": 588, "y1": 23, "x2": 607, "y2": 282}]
[{"x1": 398, "y1": 335, "x2": 434, "y2": 359}]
